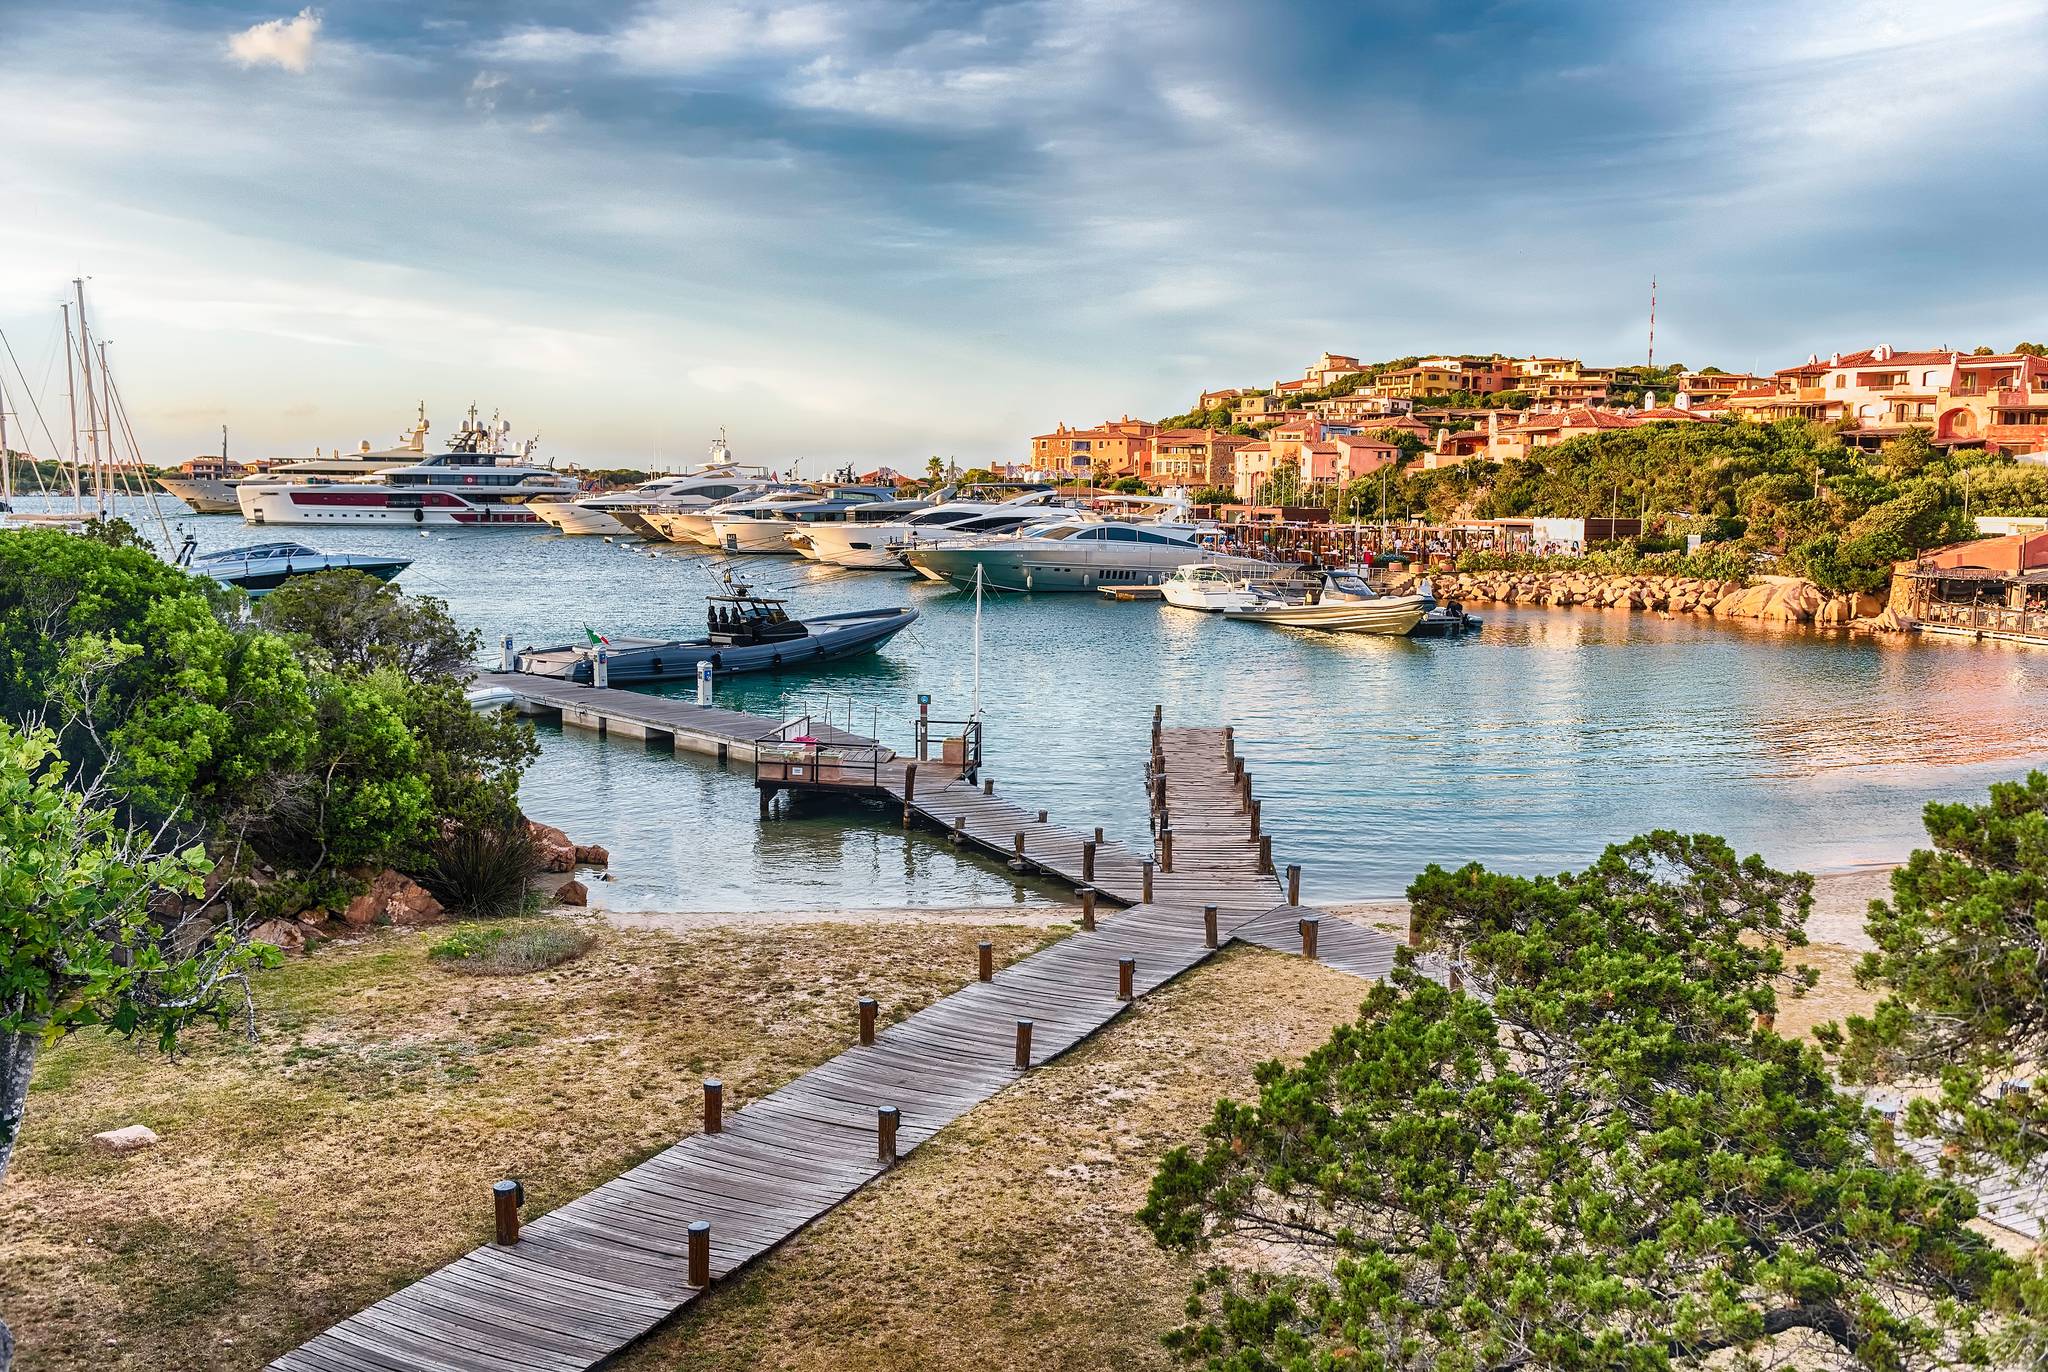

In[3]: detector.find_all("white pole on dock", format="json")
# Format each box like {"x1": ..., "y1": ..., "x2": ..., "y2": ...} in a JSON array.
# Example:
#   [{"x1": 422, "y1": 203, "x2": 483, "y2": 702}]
[
  {"x1": 971, "y1": 564, "x2": 984, "y2": 725},
  {"x1": 501, "y1": 634, "x2": 515, "y2": 672},
  {"x1": 697, "y1": 659, "x2": 713, "y2": 707},
  {"x1": 594, "y1": 647, "x2": 609, "y2": 690}
]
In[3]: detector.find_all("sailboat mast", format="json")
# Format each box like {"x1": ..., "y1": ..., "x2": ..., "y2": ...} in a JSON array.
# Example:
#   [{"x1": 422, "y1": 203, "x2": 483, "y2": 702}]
[
  {"x1": 73, "y1": 279, "x2": 106, "y2": 517},
  {"x1": 60, "y1": 301, "x2": 82, "y2": 511},
  {"x1": 1, "y1": 376, "x2": 11, "y2": 512}
]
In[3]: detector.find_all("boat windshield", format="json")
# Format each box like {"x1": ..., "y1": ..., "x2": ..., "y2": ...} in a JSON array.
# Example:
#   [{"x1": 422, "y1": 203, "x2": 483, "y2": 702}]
[
  {"x1": 197, "y1": 543, "x2": 316, "y2": 561},
  {"x1": 1327, "y1": 574, "x2": 1377, "y2": 597},
  {"x1": 1028, "y1": 525, "x2": 1084, "y2": 540}
]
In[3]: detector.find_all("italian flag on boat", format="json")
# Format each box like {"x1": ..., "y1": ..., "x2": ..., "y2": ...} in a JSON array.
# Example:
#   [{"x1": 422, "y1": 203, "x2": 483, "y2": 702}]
[{"x1": 585, "y1": 628, "x2": 609, "y2": 646}]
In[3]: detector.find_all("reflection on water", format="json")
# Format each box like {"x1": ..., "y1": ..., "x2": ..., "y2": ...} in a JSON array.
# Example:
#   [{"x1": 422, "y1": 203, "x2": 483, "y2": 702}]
[{"x1": 127, "y1": 509, "x2": 2048, "y2": 908}]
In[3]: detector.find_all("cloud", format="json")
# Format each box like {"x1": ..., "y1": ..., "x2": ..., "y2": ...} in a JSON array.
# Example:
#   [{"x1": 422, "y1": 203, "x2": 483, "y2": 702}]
[
  {"x1": 479, "y1": 1, "x2": 844, "y2": 75},
  {"x1": 227, "y1": 8, "x2": 322, "y2": 74}
]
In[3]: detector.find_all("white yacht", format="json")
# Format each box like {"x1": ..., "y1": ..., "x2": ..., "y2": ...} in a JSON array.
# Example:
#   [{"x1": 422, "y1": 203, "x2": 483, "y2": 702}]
[
  {"x1": 534, "y1": 469, "x2": 777, "y2": 537},
  {"x1": 1221, "y1": 570, "x2": 1434, "y2": 635},
  {"x1": 646, "y1": 486, "x2": 815, "y2": 546},
  {"x1": 903, "y1": 518, "x2": 1266, "y2": 592},
  {"x1": 239, "y1": 407, "x2": 576, "y2": 527},
  {"x1": 713, "y1": 485, "x2": 926, "y2": 555},
  {"x1": 796, "y1": 490, "x2": 1070, "y2": 569}
]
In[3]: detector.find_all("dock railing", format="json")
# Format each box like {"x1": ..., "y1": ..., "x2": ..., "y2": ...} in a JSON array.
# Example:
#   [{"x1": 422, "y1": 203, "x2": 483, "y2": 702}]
[{"x1": 913, "y1": 716, "x2": 983, "y2": 780}]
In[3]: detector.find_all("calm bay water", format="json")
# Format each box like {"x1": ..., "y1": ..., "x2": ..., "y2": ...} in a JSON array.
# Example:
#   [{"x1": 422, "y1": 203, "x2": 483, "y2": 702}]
[{"x1": 101, "y1": 507, "x2": 2048, "y2": 910}]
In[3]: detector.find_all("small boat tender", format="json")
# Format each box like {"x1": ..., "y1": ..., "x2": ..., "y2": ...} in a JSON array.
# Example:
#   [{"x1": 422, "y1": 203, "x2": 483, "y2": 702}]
[
  {"x1": 512, "y1": 580, "x2": 917, "y2": 684},
  {"x1": 1221, "y1": 570, "x2": 1432, "y2": 636},
  {"x1": 185, "y1": 541, "x2": 411, "y2": 594}
]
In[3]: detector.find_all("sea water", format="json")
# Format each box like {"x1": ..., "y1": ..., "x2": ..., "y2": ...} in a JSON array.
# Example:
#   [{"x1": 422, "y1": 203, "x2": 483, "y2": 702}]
[{"x1": 102, "y1": 512, "x2": 2048, "y2": 911}]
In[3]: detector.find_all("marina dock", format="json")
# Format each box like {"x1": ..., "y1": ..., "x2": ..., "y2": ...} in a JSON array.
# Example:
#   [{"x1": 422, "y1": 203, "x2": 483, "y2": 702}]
[{"x1": 272, "y1": 712, "x2": 1414, "y2": 1372}]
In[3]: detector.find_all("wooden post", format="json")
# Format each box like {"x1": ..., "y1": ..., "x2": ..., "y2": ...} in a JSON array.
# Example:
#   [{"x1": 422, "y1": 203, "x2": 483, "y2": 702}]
[
  {"x1": 1238, "y1": 772, "x2": 1251, "y2": 812},
  {"x1": 1014, "y1": 1019, "x2": 1033, "y2": 1070},
  {"x1": 1082, "y1": 839, "x2": 1096, "y2": 881},
  {"x1": 1223, "y1": 725, "x2": 1234, "y2": 762},
  {"x1": 1078, "y1": 886, "x2": 1097, "y2": 930},
  {"x1": 1094, "y1": 826, "x2": 1104, "y2": 845},
  {"x1": 1299, "y1": 917, "x2": 1319, "y2": 959},
  {"x1": 492, "y1": 1180, "x2": 522, "y2": 1246},
  {"x1": 1013, "y1": 830, "x2": 1026, "y2": 864},
  {"x1": 902, "y1": 763, "x2": 917, "y2": 828},
  {"x1": 1142, "y1": 860, "x2": 1153, "y2": 902},
  {"x1": 1036, "y1": 808, "x2": 1047, "y2": 823},
  {"x1": 1160, "y1": 827, "x2": 1174, "y2": 873},
  {"x1": 1204, "y1": 904, "x2": 1218, "y2": 948},
  {"x1": 978, "y1": 940, "x2": 993, "y2": 982},
  {"x1": 858, "y1": 995, "x2": 877, "y2": 1046},
  {"x1": 1117, "y1": 956, "x2": 1135, "y2": 1001},
  {"x1": 702, "y1": 1078, "x2": 723, "y2": 1135},
  {"x1": 1259, "y1": 834, "x2": 1273, "y2": 874},
  {"x1": 1287, "y1": 864, "x2": 1302, "y2": 906},
  {"x1": 759, "y1": 787, "x2": 772, "y2": 819},
  {"x1": 687, "y1": 1220, "x2": 711, "y2": 1287},
  {"x1": 952, "y1": 814, "x2": 966, "y2": 843},
  {"x1": 877, "y1": 1105, "x2": 899, "y2": 1162},
  {"x1": 983, "y1": 778, "x2": 994, "y2": 796},
  {"x1": 1249, "y1": 798, "x2": 1261, "y2": 838},
  {"x1": 1152, "y1": 775, "x2": 1166, "y2": 812},
  {"x1": 1153, "y1": 703, "x2": 1162, "y2": 727}
]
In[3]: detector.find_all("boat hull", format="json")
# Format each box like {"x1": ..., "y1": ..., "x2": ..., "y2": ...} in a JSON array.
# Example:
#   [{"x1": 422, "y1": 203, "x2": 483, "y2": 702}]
[
  {"x1": 156, "y1": 475, "x2": 241, "y2": 514},
  {"x1": 208, "y1": 557, "x2": 412, "y2": 595},
  {"x1": 512, "y1": 607, "x2": 918, "y2": 684},
  {"x1": 533, "y1": 502, "x2": 630, "y2": 536},
  {"x1": 905, "y1": 545, "x2": 1265, "y2": 593},
  {"x1": 1222, "y1": 595, "x2": 1432, "y2": 636},
  {"x1": 714, "y1": 517, "x2": 807, "y2": 554}
]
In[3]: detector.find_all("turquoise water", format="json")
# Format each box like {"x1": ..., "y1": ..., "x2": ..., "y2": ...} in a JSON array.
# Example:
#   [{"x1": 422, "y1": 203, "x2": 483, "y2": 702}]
[{"x1": 97, "y1": 508, "x2": 2048, "y2": 910}]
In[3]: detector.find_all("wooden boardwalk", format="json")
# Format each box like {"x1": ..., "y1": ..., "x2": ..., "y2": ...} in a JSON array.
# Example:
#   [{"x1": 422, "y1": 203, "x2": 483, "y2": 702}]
[
  {"x1": 273, "y1": 716, "x2": 1322, "y2": 1372},
  {"x1": 469, "y1": 673, "x2": 877, "y2": 758}
]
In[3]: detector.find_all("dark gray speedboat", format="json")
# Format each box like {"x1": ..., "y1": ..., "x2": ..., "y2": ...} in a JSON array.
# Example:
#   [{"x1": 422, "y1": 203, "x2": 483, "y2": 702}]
[{"x1": 512, "y1": 583, "x2": 917, "y2": 684}]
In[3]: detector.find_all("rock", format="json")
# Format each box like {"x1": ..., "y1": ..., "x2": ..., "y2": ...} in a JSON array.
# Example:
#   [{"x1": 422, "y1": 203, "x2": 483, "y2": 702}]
[
  {"x1": 1851, "y1": 591, "x2": 1885, "y2": 618},
  {"x1": 340, "y1": 869, "x2": 446, "y2": 928},
  {"x1": 248, "y1": 918, "x2": 306, "y2": 953},
  {"x1": 573, "y1": 844, "x2": 610, "y2": 867},
  {"x1": 92, "y1": 1125, "x2": 159, "y2": 1153},
  {"x1": 553, "y1": 878, "x2": 589, "y2": 907},
  {"x1": 525, "y1": 819, "x2": 577, "y2": 873}
]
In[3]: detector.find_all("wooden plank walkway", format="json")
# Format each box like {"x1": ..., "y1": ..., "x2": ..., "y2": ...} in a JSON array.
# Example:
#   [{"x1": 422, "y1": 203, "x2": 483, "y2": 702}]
[
  {"x1": 468, "y1": 673, "x2": 877, "y2": 757},
  {"x1": 273, "y1": 716, "x2": 1294, "y2": 1372}
]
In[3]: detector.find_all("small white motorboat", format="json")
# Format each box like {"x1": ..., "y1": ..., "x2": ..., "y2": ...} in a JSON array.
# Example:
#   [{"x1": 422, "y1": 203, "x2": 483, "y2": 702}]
[
  {"x1": 1221, "y1": 570, "x2": 1432, "y2": 635},
  {"x1": 1160, "y1": 562, "x2": 1318, "y2": 612}
]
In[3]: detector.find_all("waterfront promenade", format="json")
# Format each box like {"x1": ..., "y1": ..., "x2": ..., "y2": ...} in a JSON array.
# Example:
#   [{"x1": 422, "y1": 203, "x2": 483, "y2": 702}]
[{"x1": 272, "y1": 718, "x2": 1406, "y2": 1372}]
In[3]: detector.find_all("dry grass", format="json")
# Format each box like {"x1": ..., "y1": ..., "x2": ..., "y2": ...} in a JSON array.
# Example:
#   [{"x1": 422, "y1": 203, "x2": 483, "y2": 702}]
[
  {"x1": 0, "y1": 916, "x2": 1063, "y2": 1372},
  {"x1": 614, "y1": 946, "x2": 1374, "y2": 1372},
  {"x1": 427, "y1": 920, "x2": 597, "y2": 975}
]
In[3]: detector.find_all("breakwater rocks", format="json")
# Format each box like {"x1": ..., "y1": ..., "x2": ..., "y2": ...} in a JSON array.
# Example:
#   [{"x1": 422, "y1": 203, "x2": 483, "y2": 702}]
[{"x1": 1427, "y1": 571, "x2": 1900, "y2": 629}]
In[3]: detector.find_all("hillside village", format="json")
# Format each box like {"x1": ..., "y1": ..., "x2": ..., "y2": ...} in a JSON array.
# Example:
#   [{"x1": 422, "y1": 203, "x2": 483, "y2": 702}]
[{"x1": 1023, "y1": 347, "x2": 2048, "y2": 501}]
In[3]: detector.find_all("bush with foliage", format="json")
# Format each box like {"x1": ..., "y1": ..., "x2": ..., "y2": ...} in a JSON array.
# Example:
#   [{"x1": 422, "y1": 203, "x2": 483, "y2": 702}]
[
  {"x1": 1142, "y1": 834, "x2": 2018, "y2": 1370},
  {"x1": 1453, "y1": 545, "x2": 1755, "y2": 583}
]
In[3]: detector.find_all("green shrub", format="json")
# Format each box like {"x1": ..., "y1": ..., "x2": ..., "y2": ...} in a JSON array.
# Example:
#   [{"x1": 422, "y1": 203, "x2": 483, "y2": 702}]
[
  {"x1": 1453, "y1": 546, "x2": 1754, "y2": 583},
  {"x1": 428, "y1": 922, "x2": 595, "y2": 975}
]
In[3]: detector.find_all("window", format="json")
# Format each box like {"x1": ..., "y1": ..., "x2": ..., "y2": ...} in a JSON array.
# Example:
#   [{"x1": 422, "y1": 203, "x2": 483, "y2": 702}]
[{"x1": 1102, "y1": 526, "x2": 1139, "y2": 542}]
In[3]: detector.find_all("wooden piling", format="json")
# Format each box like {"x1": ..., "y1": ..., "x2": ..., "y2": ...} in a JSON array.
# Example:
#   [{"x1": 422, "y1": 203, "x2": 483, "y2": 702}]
[
  {"x1": 492, "y1": 1180, "x2": 522, "y2": 1246},
  {"x1": 687, "y1": 1221, "x2": 710, "y2": 1287},
  {"x1": 1287, "y1": 863, "x2": 1301, "y2": 906},
  {"x1": 1117, "y1": 957, "x2": 1135, "y2": 1002},
  {"x1": 983, "y1": 778, "x2": 994, "y2": 796},
  {"x1": 1204, "y1": 904, "x2": 1218, "y2": 948},
  {"x1": 1160, "y1": 827, "x2": 1174, "y2": 873},
  {"x1": 1082, "y1": 839, "x2": 1096, "y2": 881},
  {"x1": 1259, "y1": 834, "x2": 1273, "y2": 874},
  {"x1": 1014, "y1": 1019, "x2": 1033, "y2": 1070},
  {"x1": 1078, "y1": 886, "x2": 1096, "y2": 931},
  {"x1": 1249, "y1": 798, "x2": 1261, "y2": 838},
  {"x1": 1223, "y1": 725, "x2": 1233, "y2": 761},
  {"x1": 877, "y1": 1105, "x2": 899, "y2": 1162},
  {"x1": 702, "y1": 1078, "x2": 723, "y2": 1135},
  {"x1": 1037, "y1": 808, "x2": 1048, "y2": 823},
  {"x1": 1012, "y1": 830, "x2": 1026, "y2": 864},
  {"x1": 902, "y1": 763, "x2": 917, "y2": 828},
  {"x1": 1299, "y1": 917, "x2": 1319, "y2": 959},
  {"x1": 1142, "y1": 860, "x2": 1153, "y2": 902},
  {"x1": 952, "y1": 814, "x2": 966, "y2": 843},
  {"x1": 978, "y1": 941, "x2": 993, "y2": 982},
  {"x1": 858, "y1": 996, "x2": 877, "y2": 1046}
]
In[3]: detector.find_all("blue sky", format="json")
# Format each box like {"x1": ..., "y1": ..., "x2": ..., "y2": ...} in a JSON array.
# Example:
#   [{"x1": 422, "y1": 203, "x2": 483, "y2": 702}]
[{"x1": 3, "y1": 1, "x2": 2046, "y2": 471}]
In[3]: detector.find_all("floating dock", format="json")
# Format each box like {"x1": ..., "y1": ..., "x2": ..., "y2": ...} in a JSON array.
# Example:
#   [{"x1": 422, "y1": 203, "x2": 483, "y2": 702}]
[{"x1": 272, "y1": 713, "x2": 1416, "y2": 1372}]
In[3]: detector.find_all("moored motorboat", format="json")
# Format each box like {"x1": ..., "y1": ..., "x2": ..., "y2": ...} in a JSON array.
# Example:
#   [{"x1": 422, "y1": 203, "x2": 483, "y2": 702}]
[
  {"x1": 903, "y1": 518, "x2": 1265, "y2": 592},
  {"x1": 1221, "y1": 570, "x2": 1432, "y2": 635},
  {"x1": 1160, "y1": 562, "x2": 1318, "y2": 612},
  {"x1": 715, "y1": 485, "x2": 926, "y2": 555},
  {"x1": 184, "y1": 541, "x2": 411, "y2": 595},
  {"x1": 511, "y1": 580, "x2": 917, "y2": 684}
]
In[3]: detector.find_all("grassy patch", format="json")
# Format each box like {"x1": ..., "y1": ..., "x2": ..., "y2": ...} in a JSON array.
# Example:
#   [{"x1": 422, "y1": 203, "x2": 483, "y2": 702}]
[
  {"x1": 0, "y1": 916, "x2": 1058, "y2": 1371},
  {"x1": 428, "y1": 920, "x2": 596, "y2": 975}
]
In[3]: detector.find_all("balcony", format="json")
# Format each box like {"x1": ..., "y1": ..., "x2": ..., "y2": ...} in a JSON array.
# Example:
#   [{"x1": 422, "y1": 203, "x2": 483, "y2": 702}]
[{"x1": 1797, "y1": 386, "x2": 1827, "y2": 402}]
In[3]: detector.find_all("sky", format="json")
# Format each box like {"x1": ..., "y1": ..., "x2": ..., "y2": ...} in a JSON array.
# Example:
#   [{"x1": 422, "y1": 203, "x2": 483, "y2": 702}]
[{"x1": 2, "y1": 0, "x2": 2046, "y2": 472}]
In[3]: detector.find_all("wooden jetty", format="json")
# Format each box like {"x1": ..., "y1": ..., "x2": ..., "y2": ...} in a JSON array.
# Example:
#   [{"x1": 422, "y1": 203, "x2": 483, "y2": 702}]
[
  {"x1": 469, "y1": 672, "x2": 875, "y2": 762},
  {"x1": 273, "y1": 711, "x2": 1413, "y2": 1372}
]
